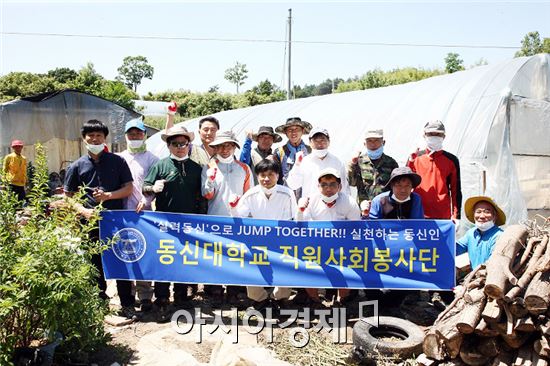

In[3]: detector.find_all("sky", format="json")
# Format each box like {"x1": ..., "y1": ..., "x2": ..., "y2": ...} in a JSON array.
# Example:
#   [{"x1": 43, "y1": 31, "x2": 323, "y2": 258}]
[{"x1": 1, "y1": 1, "x2": 549, "y2": 95}]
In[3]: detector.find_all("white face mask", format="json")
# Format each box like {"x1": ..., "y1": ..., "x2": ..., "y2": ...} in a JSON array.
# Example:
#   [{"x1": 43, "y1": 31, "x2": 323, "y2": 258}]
[
  {"x1": 425, "y1": 136, "x2": 444, "y2": 151},
  {"x1": 475, "y1": 220, "x2": 495, "y2": 232},
  {"x1": 321, "y1": 192, "x2": 339, "y2": 204},
  {"x1": 170, "y1": 153, "x2": 188, "y2": 161},
  {"x1": 391, "y1": 193, "x2": 411, "y2": 203},
  {"x1": 217, "y1": 154, "x2": 234, "y2": 164},
  {"x1": 127, "y1": 139, "x2": 145, "y2": 149},
  {"x1": 261, "y1": 185, "x2": 277, "y2": 196},
  {"x1": 86, "y1": 143, "x2": 105, "y2": 155},
  {"x1": 312, "y1": 149, "x2": 328, "y2": 158}
]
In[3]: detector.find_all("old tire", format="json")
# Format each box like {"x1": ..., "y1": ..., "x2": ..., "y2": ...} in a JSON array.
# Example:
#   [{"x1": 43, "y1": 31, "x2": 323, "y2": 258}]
[{"x1": 353, "y1": 316, "x2": 424, "y2": 359}]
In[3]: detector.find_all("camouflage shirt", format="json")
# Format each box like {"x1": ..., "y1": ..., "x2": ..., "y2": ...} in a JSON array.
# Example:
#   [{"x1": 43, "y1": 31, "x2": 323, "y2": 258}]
[{"x1": 347, "y1": 153, "x2": 398, "y2": 203}]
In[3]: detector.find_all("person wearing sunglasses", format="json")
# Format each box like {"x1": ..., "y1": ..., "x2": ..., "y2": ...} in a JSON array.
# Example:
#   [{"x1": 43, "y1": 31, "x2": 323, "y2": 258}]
[{"x1": 143, "y1": 125, "x2": 206, "y2": 321}]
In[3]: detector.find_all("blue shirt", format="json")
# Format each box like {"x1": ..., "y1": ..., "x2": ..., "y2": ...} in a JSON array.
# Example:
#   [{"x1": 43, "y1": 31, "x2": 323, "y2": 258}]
[
  {"x1": 273, "y1": 140, "x2": 311, "y2": 184},
  {"x1": 64, "y1": 152, "x2": 133, "y2": 210},
  {"x1": 368, "y1": 191, "x2": 424, "y2": 220},
  {"x1": 456, "y1": 225, "x2": 503, "y2": 269}
]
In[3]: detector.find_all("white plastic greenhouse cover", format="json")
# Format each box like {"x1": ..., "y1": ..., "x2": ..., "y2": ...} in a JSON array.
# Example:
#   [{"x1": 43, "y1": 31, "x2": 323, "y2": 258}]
[{"x1": 148, "y1": 54, "x2": 550, "y2": 226}]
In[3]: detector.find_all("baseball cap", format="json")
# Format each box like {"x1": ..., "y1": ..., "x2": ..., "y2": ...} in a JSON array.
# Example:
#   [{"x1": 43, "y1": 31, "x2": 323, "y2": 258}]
[
  {"x1": 309, "y1": 127, "x2": 330, "y2": 139},
  {"x1": 318, "y1": 167, "x2": 340, "y2": 181},
  {"x1": 125, "y1": 118, "x2": 146, "y2": 133},
  {"x1": 365, "y1": 129, "x2": 383, "y2": 139},
  {"x1": 424, "y1": 120, "x2": 445, "y2": 134},
  {"x1": 11, "y1": 140, "x2": 24, "y2": 147}
]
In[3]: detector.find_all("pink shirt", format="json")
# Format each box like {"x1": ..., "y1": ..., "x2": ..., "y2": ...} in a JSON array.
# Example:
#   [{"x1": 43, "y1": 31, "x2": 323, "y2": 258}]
[{"x1": 118, "y1": 150, "x2": 159, "y2": 209}]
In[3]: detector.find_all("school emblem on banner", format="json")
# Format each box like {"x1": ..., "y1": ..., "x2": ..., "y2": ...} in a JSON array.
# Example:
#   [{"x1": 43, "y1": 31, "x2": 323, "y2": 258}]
[{"x1": 111, "y1": 228, "x2": 147, "y2": 263}]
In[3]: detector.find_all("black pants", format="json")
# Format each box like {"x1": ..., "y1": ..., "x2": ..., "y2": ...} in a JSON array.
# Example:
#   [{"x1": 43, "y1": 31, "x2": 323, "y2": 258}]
[
  {"x1": 117, "y1": 280, "x2": 135, "y2": 307},
  {"x1": 9, "y1": 184, "x2": 25, "y2": 202},
  {"x1": 154, "y1": 282, "x2": 189, "y2": 302}
]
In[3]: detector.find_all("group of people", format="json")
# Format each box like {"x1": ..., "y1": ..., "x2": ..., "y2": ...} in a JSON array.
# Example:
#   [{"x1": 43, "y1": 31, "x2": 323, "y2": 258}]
[{"x1": 2, "y1": 105, "x2": 507, "y2": 322}]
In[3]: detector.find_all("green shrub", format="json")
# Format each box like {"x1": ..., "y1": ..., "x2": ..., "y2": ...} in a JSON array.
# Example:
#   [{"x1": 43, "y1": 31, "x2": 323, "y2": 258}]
[{"x1": 0, "y1": 144, "x2": 109, "y2": 364}]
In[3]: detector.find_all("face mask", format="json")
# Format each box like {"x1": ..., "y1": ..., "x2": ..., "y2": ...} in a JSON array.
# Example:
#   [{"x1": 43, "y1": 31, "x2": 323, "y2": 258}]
[
  {"x1": 261, "y1": 185, "x2": 277, "y2": 196},
  {"x1": 86, "y1": 143, "x2": 105, "y2": 155},
  {"x1": 475, "y1": 220, "x2": 495, "y2": 232},
  {"x1": 217, "y1": 154, "x2": 234, "y2": 164},
  {"x1": 126, "y1": 137, "x2": 146, "y2": 153},
  {"x1": 321, "y1": 192, "x2": 339, "y2": 204},
  {"x1": 312, "y1": 149, "x2": 328, "y2": 158},
  {"x1": 425, "y1": 136, "x2": 444, "y2": 152},
  {"x1": 170, "y1": 153, "x2": 188, "y2": 161},
  {"x1": 367, "y1": 146, "x2": 384, "y2": 160},
  {"x1": 391, "y1": 193, "x2": 411, "y2": 203}
]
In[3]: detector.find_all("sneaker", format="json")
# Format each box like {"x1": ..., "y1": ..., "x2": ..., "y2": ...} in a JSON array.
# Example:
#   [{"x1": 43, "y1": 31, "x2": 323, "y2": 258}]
[
  {"x1": 154, "y1": 298, "x2": 172, "y2": 323},
  {"x1": 140, "y1": 299, "x2": 153, "y2": 312},
  {"x1": 246, "y1": 299, "x2": 273, "y2": 318},
  {"x1": 119, "y1": 306, "x2": 141, "y2": 321}
]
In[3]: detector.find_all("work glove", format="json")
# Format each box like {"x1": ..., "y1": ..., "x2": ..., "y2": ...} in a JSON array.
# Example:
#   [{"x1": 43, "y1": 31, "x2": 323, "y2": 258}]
[
  {"x1": 167, "y1": 101, "x2": 178, "y2": 116},
  {"x1": 153, "y1": 180, "x2": 166, "y2": 193},
  {"x1": 229, "y1": 194, "x2": 241, "y2": 208},
  {"x1": 298, "y1": 197, "x2": 310, "y2": 212}
]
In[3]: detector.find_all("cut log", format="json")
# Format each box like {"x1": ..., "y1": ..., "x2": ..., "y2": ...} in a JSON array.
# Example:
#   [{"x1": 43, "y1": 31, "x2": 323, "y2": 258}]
[
  {"x1": 509, "y1": 297, "x2": 529, "y2": 318},
  {"x1": 532, "y1": 352, "x2": 549, "y2": 366},
  {"x1": 424, "y1": 298, "x2": 467, "y2": 360},
  {"x1": 423, "y1": 331, "x2": 446, "y2": 361},
  {"x1": 535, "y1": 235, "x2": 550, "y2": 272},
  {"x1": 495, "y1": 322, "x2": 531, "y2": 348},
  {"x1": 525, "y1": 271, "x2": 550, "y2": 315},
  {"x1": 538, "y1": 318, "x2": 550, "y2": 336},
  {"x1": 514, "y1": 316, "x2": 536, "y2": 332},
  {"x1": 506, "y1": 236, "x2": 548, "y2": 301},
  {"x1": 534, "y1": 335, "x2": 550, "y2": 358},
  {"x1": 477, "y1": 337, "x2": 499, "y2": 357},
  {"x1": 457, "y1": 288, "x2": 486, "y2": 334},
  {"x1": 514, "y1": 344, "x2": 534, "y2": 366},
  {"x1": 474, "y1": 318, "x2": 499, "y2": 337},
  {"x1": 491, "y1": 351, "x2": 515, "y2": 366},
  {"x1": 512, "y1": 236, "x2": 541, "y2": 273},
  {"x1": 459, "y1": 336, "x2": 491, "y2": 366},
  {"x1": 485, "y1": 225, "x2": 528, "y2": 299},
  {"x1": 416, "y1": 353, "x2": 439, "y2": 366},
  {"x1": 482, "y1": 299, "x2": 502, "y2": 323},
  {"x1": 459, "y1": 349, "x2": 490, "y2": 366}
]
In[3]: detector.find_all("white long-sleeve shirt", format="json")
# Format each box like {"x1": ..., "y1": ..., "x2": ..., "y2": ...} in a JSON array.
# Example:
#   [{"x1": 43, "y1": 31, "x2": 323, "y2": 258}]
[
  {"x1": 202, "y1": 158, "x2": 254, "y2": 216},
  {"x1": 231, "y1": 184, "x2": 297, "y2": 220},
  {"x1": 286, "y1": 152, "x2": 349, "y2": 199},
  {"x1": 297, "y1": 193, "x2": 361, "y2": 221}
]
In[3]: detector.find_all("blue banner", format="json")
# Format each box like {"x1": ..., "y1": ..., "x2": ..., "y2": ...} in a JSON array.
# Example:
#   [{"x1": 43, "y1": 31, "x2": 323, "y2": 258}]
[{"x1": 99, "y1": 210, "x2": 456, "y2": 290}]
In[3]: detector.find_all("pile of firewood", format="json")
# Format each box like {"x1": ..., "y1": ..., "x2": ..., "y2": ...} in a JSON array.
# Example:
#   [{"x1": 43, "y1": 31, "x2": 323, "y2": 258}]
[{"x1": 417, "y1": 220, "x2": 550, "y2": 366}]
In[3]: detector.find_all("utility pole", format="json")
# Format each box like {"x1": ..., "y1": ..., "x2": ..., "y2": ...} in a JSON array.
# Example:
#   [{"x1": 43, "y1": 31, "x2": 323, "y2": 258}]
[{"x1": 287, "y1": 8, "x2": 292, "y2": 100}]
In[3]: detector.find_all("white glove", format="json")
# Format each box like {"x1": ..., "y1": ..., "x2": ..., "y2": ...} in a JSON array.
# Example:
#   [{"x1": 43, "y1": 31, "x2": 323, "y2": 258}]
[
  {"x1": 298, "y1": 197, "x2": 309, "y2": 212},
  {"x1": 207, "y1": 167, "x2": 217, "y2": 181},
  {"x1": 153, "y1": 180, "x2": 166, "y2": 193}
]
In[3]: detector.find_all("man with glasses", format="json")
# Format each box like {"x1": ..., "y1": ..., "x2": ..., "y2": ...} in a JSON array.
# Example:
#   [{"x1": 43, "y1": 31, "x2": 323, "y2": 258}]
[
  {"x1": 164, "y1": 102, "x2": 219, "y2": 166},
  {"x1": 287, "y1": 127, "x2": 349, "y2": 199},
  {"x1": 143, "y1": 125, "x2": 206, "y2": 322},
  {"x1": 296, "y1": 168, "x2": 360, "y2": 306}
]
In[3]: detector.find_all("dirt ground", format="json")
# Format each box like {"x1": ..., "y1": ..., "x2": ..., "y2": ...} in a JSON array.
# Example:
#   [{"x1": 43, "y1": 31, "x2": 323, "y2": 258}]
[{"x1": 94, "y1": 284, "x2": 443, "y2": 366}]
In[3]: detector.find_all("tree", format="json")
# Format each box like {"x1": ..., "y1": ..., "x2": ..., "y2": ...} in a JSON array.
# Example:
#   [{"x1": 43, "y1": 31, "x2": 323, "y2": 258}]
[
  {"x1": 116, "y1": 55, "x2": 154, "y2": 92},
  {"x1": 47, "y1": 67, "x2": 78, "y2": 84},
  {"x1": 444, "y1": 53, "x2": 465, "y2": 73},
  {"x1": 515, "y1": 31, "x2": 550, "y2": 57},
  {"x1": 224, "y1": 61, "x2": 248, "y2": 93}
]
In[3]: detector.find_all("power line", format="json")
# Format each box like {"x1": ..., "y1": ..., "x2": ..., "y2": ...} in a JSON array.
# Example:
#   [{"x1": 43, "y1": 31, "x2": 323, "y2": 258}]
[{"x1": 1, "y1": 31, "x2": 521, "y2": 49}]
